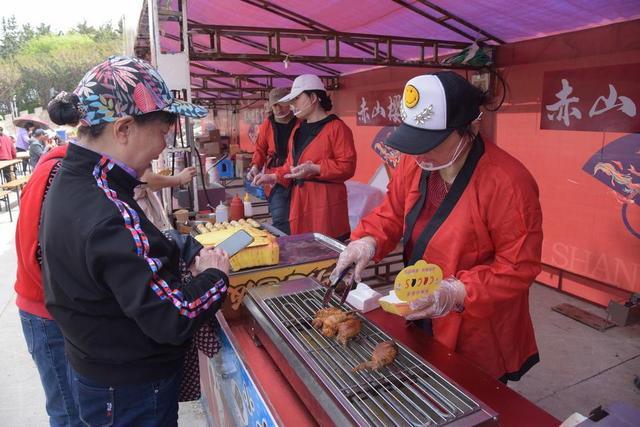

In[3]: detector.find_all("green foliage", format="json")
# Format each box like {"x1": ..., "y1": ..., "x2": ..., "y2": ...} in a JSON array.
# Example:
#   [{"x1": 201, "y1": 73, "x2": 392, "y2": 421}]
[{"x1": 0, "y1": 15, "x2": 123, "y2": 115}]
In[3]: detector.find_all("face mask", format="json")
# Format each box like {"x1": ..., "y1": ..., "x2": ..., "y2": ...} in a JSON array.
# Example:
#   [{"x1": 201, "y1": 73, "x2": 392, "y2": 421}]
[
  {"x1": 290, "y1": 96, "x2": 316, "y2": 118},
  {"x1": 274, "y1": 110, "x2": 291, "y2": 119},
  {"x1": 415, "y1": 136, "x2": 468, "y2": 171},
  {"x1": 164, "y1": 128, "x2": 176, "y2": 147}
]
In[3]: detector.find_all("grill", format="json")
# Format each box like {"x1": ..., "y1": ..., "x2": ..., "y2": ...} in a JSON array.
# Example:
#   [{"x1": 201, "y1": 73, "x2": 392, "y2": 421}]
[{"x1": 246, "y1": 278, "x2": 496, "y2": 426}]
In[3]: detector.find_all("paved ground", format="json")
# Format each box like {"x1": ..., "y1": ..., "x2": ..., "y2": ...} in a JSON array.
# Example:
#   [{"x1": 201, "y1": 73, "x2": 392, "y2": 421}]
[{"x1": 0, "y1": 192, "x2": 638, "y2": 425}]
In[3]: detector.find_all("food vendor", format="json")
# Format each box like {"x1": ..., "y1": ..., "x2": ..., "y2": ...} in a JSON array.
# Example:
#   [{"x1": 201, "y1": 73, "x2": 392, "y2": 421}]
[
  {"x1": 246, "y1": 87, "x2": 298, "y2": 234},
  {"x1": 331, "y1": 71, "x2": 543, "y2": 383},
  {"x1": 254, "y1": 74, "x2": 357, "y2": 241}
]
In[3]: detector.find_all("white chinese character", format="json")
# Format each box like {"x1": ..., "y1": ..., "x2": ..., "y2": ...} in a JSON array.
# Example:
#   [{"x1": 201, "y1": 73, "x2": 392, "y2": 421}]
[
  {"x1": 371, "y1": 100, "x2": 386, "y2": 119},
  {"x1": 357, "y1": 97, "x2": 370, "y2": 123},
  {"x1": 589, "y1": 84, "x2": 637, "y2": 118},
  {"x1": 546, "y1": 79, "x2": 582, "y2": 126},
  {"x1": 387, "y1": 95, "x2": 402, "y2": 124}
]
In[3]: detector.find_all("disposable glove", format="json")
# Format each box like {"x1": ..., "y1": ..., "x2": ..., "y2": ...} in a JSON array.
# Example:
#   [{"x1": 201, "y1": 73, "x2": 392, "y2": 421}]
[
  {"x1": 284, "y1": 161, "x2": 320, "y2": 180},
  {"x1": 404, "y1": 277, "x2": 466, "y2": 320},
  {"x1": 329, "y1": 236, "x2": 377, "y2": 285},
  {"x1": 246, "y1": 165, "x2": 260, "y2": 181}
]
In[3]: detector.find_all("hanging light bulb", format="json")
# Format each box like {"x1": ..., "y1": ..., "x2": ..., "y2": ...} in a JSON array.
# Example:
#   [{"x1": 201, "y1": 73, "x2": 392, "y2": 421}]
[{"x1": 283, "y1": 54, "x2": 290, "y2": 69}]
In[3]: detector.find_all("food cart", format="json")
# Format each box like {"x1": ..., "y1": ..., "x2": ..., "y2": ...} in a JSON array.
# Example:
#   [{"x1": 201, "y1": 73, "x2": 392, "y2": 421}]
[{"x1": 195, "y1": 230, "x2": 557, "y2": 426}]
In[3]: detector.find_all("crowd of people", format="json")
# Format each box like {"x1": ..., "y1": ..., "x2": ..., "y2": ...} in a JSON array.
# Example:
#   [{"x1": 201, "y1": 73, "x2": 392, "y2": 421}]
[
  {"x1": 0, "y1": 123, "x2": 63, "y2": 181},
  {"x1": 9, "y1": 55, "x2": 543, "y2": 427}
]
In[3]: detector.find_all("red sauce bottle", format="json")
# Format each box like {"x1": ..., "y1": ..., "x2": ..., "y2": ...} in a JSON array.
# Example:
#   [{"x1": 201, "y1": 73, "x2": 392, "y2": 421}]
[{"x1": 229, "y1": 194, "x2": 245, "y2": 221}]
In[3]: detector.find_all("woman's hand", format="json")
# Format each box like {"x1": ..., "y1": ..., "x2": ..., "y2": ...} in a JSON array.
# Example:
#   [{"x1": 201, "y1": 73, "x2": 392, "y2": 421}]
[
  {"x1": 189, "y1": 247, "x2": 230, "y2": 276},
  {"x1": 246, "y1": 165, "x2": 260, "y2": 182},
  {"x1": 404, "y1": 277, "x2": 466, "y2": 320},
  {"x1": 329, "y1": 236, "x2": 377, "y2": 285},
  {"x1": 252, "y1": 173, "x2": 277, "y2": 186},
  {"x1": 284, "y1": 161, "x2": 320, "y2": 179},
  {"x1": 176, "y1": 166, "x2": 197, "y2": 186}
]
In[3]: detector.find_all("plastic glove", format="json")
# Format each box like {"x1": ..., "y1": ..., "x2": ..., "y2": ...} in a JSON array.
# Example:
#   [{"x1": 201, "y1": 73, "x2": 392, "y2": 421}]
[
  {"x1": 329, "y1": 236, "x2": 377, "y2": 286},
  {"x1": 246, "y1": 165, "x2": 260, "y2": 182},
  {"x1": 284, "y1": 161, "x2": 320, "y2": 180},
  {"x1": 404, "y1": 277, "x2": 466, "y2": 320},
  {"x1": 252, "y1": 172, "x2": 277, "y2": 186}
]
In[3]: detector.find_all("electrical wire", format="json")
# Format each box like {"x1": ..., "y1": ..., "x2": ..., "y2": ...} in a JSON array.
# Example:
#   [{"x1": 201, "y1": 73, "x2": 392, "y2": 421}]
[{"x1": 482, "y1": 66, "x2": 506, "y2": 112}]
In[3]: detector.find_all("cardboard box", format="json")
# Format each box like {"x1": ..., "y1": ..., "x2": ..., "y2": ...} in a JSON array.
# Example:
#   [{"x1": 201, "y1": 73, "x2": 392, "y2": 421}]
[
  {"x1": 196, "y1": 134, "x2": 211, "y2": 144},
  {"x1": 201, "y1": 142, "x2": 221, "y2": 156},
  {"x1": 209, "y1": 129, "x2": 221, "y2": 142},
  {"x1": 229, "y1": 144, "x2": 241, "y2": 155}
]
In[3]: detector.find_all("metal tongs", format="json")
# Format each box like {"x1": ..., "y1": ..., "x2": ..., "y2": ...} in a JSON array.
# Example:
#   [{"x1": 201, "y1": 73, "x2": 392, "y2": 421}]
[{"x1": 322, "y1": 264, "x2": 355, "y2": 307}]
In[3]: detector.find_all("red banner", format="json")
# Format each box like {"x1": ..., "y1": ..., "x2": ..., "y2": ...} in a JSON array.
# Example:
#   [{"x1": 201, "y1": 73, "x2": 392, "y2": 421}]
[
  {"x1": 540, "y1": 63, "x2": 640, "y2": 132},
  {"x1": 356, "y1": 90, "x2": 403, "y2": 126}
]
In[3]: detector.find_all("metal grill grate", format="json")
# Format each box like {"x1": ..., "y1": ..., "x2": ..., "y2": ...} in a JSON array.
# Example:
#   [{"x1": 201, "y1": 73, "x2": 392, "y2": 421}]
[{"x1": 263, "y1": 288, "x2": 481, "y2": 426}]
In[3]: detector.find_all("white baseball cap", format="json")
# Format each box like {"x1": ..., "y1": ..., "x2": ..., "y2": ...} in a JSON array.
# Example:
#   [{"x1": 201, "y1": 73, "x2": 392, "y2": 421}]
[
  {"x1": 385, "y1": 71, "x2": 483, "y2": 154},
  {"x1": 278, "y1": 74, "x2": 326, "y2": 103}
]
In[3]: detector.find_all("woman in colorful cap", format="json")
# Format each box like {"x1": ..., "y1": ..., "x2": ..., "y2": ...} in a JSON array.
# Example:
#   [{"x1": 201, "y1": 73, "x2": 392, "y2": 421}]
[
  {"x1": 246, "y1": 87, "x2": 298, "y2": 234},
  {"x1": 41, "y1": 56, "x2": 230, "y2": 425},
  {"x1": 331, "y1": 71, "x2": 543, "y2": 383},
  {"x1": 253, "y1": 74, "x2": 357, "y2": 240}
]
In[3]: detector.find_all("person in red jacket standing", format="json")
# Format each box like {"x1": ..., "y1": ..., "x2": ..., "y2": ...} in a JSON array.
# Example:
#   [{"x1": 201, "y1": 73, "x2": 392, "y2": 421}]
[
  {"x1": 254, "y1": 74, "x2": 357, "y2": 240},
  {"x1": 14, "y1": 143, "x2": 82, "y2": 426},
  {"x1": 246, "y1": 87, "x2": 297, "y2": 234},
  {"x1": 331, "y1": 72, "x2": 543, "y2": 383},
  {"x1": 0, "y1": 126, "x2": 17, "y2": 181}
]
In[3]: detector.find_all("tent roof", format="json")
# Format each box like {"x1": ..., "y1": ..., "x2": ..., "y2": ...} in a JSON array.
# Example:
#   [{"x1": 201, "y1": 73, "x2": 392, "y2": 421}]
[{"x1": 139, "y1": 0, "x2": 640, "y2": 104}]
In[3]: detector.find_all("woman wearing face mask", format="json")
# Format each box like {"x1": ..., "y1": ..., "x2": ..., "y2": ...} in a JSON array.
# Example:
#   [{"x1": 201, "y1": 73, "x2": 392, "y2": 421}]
[
  {"x1": 246, "y1": 87, "x2": 298, "y2": 234},
  {"x1": 254, "y1": 74, "x2": 356, "y2": 240},
  {"x1": 331, "y1": 72, "x2": 543, "y2": 383}
]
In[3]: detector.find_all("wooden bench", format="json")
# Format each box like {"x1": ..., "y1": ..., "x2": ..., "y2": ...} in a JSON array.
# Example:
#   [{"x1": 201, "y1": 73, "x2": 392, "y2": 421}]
[
  {"x1": 1, "y1": 175, "x2": 30, "y2": 207},
  {"x1": 0, "y1": 189, "x2": 12, "y2": 222}
]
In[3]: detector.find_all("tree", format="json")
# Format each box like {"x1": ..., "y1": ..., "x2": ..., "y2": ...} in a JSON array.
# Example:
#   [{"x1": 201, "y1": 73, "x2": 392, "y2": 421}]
[
  {"x1": 36, "y1": 23, "x2": 52, "y2": 37},
  {"x1": 0, "y1": 19, "x2": 123, "y2": 115},
  {"x1": 0, "y1": 16, "x2": 21, "y2": 58}
]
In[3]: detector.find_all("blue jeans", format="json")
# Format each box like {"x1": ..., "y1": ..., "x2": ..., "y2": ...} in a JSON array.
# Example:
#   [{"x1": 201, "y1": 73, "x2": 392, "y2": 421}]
[
  {"x1": 269, "y1": 184, "x2": 291, "y2": 234},
  {"x1": 68, "y1": 367, "x2": 181, "y2": 427},
  {"x1": 19, "y1": 309, "x2": 81, "y2": 427}
]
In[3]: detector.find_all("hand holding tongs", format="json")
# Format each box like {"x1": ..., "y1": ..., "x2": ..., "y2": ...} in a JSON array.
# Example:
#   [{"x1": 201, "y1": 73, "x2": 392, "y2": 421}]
[{"x1": 322, "y1": 264, "x2": 355, "y2": 307}]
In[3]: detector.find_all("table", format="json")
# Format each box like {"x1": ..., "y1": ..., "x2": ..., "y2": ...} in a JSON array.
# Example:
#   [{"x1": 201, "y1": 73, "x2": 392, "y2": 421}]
[{"x1": 0, "y1": 159, "x2": 22, "y2": 184}]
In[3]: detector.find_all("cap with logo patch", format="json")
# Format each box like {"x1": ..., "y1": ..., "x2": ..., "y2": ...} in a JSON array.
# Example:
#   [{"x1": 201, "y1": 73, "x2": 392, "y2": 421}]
[{"x1": 385, "y1": 71, "x2": 484, "y2": 155}]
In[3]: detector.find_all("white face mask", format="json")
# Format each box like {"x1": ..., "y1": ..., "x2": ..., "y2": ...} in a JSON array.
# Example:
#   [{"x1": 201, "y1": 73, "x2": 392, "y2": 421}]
[
  {"x1": 164, "y1": 128, "x2": 176, "y2": 147},
  {"x1": 415, "y1": 136, "x2": 468, "y2": 171},
  {"x1": 290, "y1": 96, "x2": 316, "y2": 118},
  {"x1": 274, "y1": 111, "x2": 291, "y2": 119}
]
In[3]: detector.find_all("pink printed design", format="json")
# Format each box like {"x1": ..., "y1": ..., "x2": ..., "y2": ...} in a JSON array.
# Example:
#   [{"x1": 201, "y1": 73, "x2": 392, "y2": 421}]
[{"x1": 133, "y1": 83, "x2": 160, "y2": 113}]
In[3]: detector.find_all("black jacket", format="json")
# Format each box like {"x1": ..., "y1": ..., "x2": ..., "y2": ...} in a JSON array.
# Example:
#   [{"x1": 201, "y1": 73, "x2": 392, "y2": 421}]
[{"x1": 40, "y1": 143, "x2": 228, "y2": 385}]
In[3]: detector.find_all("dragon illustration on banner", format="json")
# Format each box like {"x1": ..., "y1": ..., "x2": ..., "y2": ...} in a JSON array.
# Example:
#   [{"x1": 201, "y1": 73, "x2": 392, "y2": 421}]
[{"x1": 583, "y1": 133, "x2": 640, "y2": 239}]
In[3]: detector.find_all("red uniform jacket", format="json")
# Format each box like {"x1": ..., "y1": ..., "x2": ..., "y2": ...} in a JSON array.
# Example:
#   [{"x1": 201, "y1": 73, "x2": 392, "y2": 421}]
[
  {"x1": 275, "y1": 116, "x2": 356, "y2": 239},
  {"x1": 352, "y1": 137, "x2": 542, "y2": 380},
  {"x1": 14, "y1": 145, "x2": 68, "y2": 319},
  {"x1": 251, "y1": 116, "x2": 297, "y2": 197}
]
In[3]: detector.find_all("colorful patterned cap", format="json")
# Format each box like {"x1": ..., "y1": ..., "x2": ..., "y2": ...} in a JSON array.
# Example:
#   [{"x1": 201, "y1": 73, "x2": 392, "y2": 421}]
[{"x1": 73, "y1": 55, "x2": 207, "y2": 126}]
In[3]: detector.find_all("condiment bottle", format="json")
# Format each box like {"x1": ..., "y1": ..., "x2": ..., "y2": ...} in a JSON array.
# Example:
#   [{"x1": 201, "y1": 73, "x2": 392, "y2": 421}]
[
  {"x1": 215, "y1": 201, "x2": 228, "y2": 223},
  {"x1": 229, "y1": 194, "x2": 244, "y2": 221},
  {"x1": 243, "y1": 193, "x2": 253, "y2": 218}
]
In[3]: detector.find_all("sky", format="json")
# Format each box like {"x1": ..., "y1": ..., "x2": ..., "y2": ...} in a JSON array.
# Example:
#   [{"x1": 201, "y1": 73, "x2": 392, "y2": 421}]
[{"x1": 2, "y1": 0, "x2": 144, "y2": 33}]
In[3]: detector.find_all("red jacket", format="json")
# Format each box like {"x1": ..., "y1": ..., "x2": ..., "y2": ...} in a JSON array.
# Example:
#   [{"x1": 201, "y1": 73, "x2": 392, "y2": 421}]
[
  {"x1": 14, "y1": 145, "x2": 68, "y2": 319},
  {"x1": 0, "y1": 134, "x2": 16, "y2": 160},
  {"x1": 252, "y1": 116, "x2": 297, "y2": 197},
  {"x1": 276, "y1": 116, "x2": 356, "y2": 239},
  {"x1": 352, "y1": 137, "x2": 542, "y2": 380}
]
